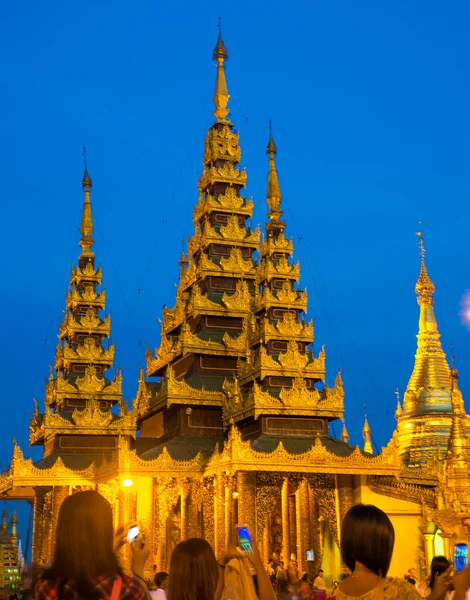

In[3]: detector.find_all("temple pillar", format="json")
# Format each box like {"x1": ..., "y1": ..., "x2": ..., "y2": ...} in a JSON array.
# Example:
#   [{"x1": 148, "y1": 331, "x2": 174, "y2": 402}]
[
  {"x1": 296, "y1": 480, "x2": 309, "y2": 574},
  {"x1": 187, "y1": 481, "x2": 200, "y2": 538},
  {"x1": 263, "y1": 524, "x2": 270, "y2": 566},
  {"x1": 180, "y1": 480, "x2": 189, "y2": 541},
  {"x1": 281, "y1": 477, "x2": 290, "y2": 564},
  {"x1": 225, "y1": 478, "x2": 233, "y2": 546},
  {"x1": 424, "y1": 533, "x2": 435, "y2": 571},
  {"x1": 51, "y1": 486, "x2": 69, "y2": 557},
  {"x1": 439, "y1": 533, "x2": 453, "y2": 559},
  {"x1": 214, "y1": 473, "x2": 225, "y2": 558},
  {"x1": 237, "y1": 472, "x2": 256, "y2": 536},
  {"x1": 118, "y1": 484, "x2": 137, "y2": 572},
  {"x1": 135, "y1": 476, "x2": 154, "y2": 578}
]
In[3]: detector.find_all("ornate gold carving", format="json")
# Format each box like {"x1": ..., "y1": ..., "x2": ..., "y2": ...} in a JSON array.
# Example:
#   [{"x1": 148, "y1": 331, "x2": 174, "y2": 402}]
[
  {"x1": 260, "y1": 231, "x2": 293, "y2": 257},
  {"x1": 72, "y1": 396, "x2": 113, "y2": 427},
  {"x1": 254, "y1": 283, "x2": 308, "y2": 312},
  {"x1": 66, "y1": 286, "x2": 106, "y2": 310},
  {"x1": 190, "y1": 285, "x2": 221, "y2": 312},
  {"x1": 71, "y1": 262, "x2": 102, "y2": 285},
  {"x1": 198, "y1": 163, "x2": 247, "y2": 191},
  {"x1": 222, "y1": 280, "x2": 253, "y2": 312},
  {"x1": 219, "y1": 248, "x2": 254, "y2": 274},
  {"x1": 203, "y1": 125, "x2": 241, "y2": 164},
  {"x1": 257, "y1": 256, "x2": 300, "y2": 283}
]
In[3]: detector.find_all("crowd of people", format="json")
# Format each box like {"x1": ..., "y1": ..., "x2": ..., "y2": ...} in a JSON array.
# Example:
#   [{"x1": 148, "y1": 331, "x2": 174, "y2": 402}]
[{"x1": 15, "y1": 490, "x2": 470, "y2": 600}]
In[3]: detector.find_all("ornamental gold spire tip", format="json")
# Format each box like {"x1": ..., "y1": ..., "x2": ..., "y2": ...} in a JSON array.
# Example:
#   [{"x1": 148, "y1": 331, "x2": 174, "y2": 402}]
[
  {"x1": 212, "y1": 19, "x2": 230, "y2": 122},
  {"x1": 79, "y1": 147, "x2": 94, "y2": 254},
  {"x1": 414, "y1": 226, "x2": 435, "y2": 297},
  {"x1": 363, "y1": 416, "x2": 373, "y2": 453},
  {"x1": 266, "y1": 122, "x2": 283, "y2": 219}
]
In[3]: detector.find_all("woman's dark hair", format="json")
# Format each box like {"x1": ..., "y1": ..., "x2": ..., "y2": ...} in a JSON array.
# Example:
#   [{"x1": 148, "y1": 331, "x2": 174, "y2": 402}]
[
  {"x1": 155, "y1": 571, "x2": 168, "y2": 587},
  {"x1": 167, "y1": 538, "x2": 218, "y2": 600},
  {"x1": 340, "y1": 504, "x2": 395, "y2": 577},
  {"x1": 429, "y1": 556, "x2": 451, "y2": 590},
  {"x1": 43, "y1": 490, "x2": 122, "y2": 599}
]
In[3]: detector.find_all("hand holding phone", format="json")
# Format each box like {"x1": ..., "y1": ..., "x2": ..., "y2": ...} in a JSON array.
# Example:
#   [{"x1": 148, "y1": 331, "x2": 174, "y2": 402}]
[
  {"x1": 127, "y1": 525, "x2": 140, "y2": 543},
  {"x1": 237, "y1": 524, "x2": 253, "y2": 555}
]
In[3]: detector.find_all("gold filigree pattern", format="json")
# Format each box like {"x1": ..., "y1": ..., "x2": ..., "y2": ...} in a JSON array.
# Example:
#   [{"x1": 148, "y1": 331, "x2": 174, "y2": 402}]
[
  {"x1": 198, "y1": 163, "x2": 247, "y2": 191},
  {"x1": 219, "y1": 248, "x2": 255, "y2": 274},
  {"x1": 222, "y1": 280, "x2": 253, "y2": 312}
]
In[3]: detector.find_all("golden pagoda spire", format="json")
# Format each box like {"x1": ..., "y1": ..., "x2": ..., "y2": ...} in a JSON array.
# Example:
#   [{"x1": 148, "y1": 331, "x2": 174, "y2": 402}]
[
  {"x1": 395, "y1": 389, "x2": 402, "y2": 419},
  {"x1": 403, "y1": 230, "x2": 450, "y2": 413},
  {"x1": 341, "y1": 419, "x2": 350, "y2": 444},
  {"x1": 212, "y1": 19, "x2": 230, "y2": 122},
  {"x1": 79, "y1": 147, "x2": 94, "y2": 256},
  {"x1": 447, "y1": 355, "x2": 468, "y2": 461},
  {"x1": 10, "y1": 505, "x2": 17, "y2": 540},
  {"x1": 266, "y1": 122, "x2": 283, "y2": 222},
  {"x1": 1, "y1": 505, "x2": 7, "y2": 531},
  {"x1": 363, "y1": 416, "x2": 373, "y2": 453}
]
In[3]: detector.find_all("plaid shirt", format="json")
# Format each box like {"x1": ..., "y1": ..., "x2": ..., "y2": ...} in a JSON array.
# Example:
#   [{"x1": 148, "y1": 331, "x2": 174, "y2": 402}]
[{"x1": 34, "y1": 573, "x2": 148, "y2": 599}]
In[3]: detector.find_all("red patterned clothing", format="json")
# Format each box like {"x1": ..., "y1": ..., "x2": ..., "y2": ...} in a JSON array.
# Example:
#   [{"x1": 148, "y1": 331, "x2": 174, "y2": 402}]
[{"x1": 34, "y1": 573, "x2": 148, "y2": 599}]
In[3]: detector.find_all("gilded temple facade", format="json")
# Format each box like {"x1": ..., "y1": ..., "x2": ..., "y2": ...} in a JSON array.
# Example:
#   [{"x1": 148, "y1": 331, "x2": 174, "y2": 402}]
[{"x1": 1, "y1": 29, "x2": 470, "y2": 585}]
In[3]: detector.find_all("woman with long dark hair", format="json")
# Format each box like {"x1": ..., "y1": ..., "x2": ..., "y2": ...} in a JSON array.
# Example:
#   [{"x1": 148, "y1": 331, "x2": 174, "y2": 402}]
[
  {"x1": 418, "y1": 557, "x2": 451, "y2": 599},
  {"x1": 34, "y1": 490, "x2": 149, "y2": 599},
  {"x1": 166, "y1": 536, "x2": 275, "y2": 600},
  {"x1": 336, "y1": 504, "x2": 432, "y2": 600}
]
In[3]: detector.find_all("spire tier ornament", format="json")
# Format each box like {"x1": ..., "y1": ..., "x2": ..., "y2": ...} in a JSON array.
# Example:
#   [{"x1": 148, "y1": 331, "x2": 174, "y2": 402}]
[
  {"x1": 212, "y1": 19, "x2": 230, "y2": 122},
  {"x1": 363, "y1": 417, "x2": 373, "y2": 454}
]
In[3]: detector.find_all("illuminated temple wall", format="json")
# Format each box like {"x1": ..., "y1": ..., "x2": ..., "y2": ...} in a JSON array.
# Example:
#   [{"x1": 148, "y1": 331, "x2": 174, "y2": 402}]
[{"x1": 353, "y1": 476, "x2": 423, "y2": 578}]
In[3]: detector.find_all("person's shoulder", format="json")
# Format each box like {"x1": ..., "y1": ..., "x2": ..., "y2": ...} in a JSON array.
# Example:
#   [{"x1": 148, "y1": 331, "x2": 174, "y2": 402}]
[
  {"x1": 383, "y1": 578, "x2": 422, "y2": 600},
  {"x1": 121, "y1": 574, "x2": 149, "y2": 599}
]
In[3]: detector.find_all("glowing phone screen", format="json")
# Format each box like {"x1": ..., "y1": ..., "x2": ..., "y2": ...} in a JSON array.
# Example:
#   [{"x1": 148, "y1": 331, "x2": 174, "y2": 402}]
[{"x1": 237, "y1": 525, "x2": 253, "y2": 554}]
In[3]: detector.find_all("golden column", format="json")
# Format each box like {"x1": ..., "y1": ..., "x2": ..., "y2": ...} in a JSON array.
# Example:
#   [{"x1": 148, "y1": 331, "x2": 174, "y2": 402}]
[
  {"x1": 135, "y1": 476, "x2": 154, "y2": 579},
  {"x1": 237, "y1": 472, "x2": 256, "y2": 534},
  {"x1": 296, "y1": 480, "x2": 309, "y2": 574},
  {"x1": 281, "y1": 477, "x2": 290, "y2": 564},
  {"x1": 439, "y1": 533, "x2": 453, "y2": 560},
  {"x1": 180, "y1": 480, "x2": 189, "y2": 541},
  {"x1": 224, "y1": 476, "x2": 234, "y2": 546},
  {"x1": 118, "y1": 484, "x2": 137, "y2": 572},
  {"x1": 187, "y1": 482, "x2": 200, "y2": 538},
  {"x1": 214, "y1": 472, "x2": 225, "y2": 557},
  {"x1": 50, "y1": 486, "x2": 69, "y2": 557},
  {"x1": 424, "y1": 533, "x2": 435, "y2": 571}
]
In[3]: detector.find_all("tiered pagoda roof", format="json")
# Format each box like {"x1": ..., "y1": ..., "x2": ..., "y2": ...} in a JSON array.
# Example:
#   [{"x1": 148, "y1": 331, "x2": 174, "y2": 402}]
[
  {"x1": 29, "y1": 165, "x2": 136, "y2": 456},
  {"x1": 138, "y1": 27, "x2": 345, "y2": 444}
]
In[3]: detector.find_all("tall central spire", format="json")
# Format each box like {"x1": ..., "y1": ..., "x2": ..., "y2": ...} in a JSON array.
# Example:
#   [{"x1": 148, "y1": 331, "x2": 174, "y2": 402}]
[
  {"x1": 79, "y1": 148, "x2": 94, "y2": 256},
  {"x1": 266, "y1": 123, "x2": 283, "y2": 223},
  {"x1": 212, "y1": 19, "x2": 230, "y2": 122},
  {"x1": 395, "y1": 231, "x2": 470, "y2": 465}
]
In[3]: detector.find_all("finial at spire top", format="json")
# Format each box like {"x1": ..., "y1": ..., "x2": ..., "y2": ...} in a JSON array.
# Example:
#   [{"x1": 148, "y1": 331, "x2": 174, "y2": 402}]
[
  {"x1": 212, "y1": 20, "x2": 230, "y2": 121},
  {"x1": 266, "y1": 121, "x2": 277, "y2": 155},
  {"x1": 414, "y1": 224, "x2": 435, "y2": 297},
  {"x1": 79, "y1": 147, "x2": 94, "y2": 253},
  {"x1": 362, "y1": 416, "x2": 373, "y2": 454},
  {"x1": 82, "y1": 146, "x2": 92, "y2": 190},
  {"x1": 213, "y1": 18, "x2": 229, "y2": 62}
]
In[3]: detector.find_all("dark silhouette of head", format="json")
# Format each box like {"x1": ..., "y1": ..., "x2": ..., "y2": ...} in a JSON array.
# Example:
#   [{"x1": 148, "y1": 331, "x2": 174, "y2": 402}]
[
  {"x1": 44, "y1": 490, "x2": 122, "y2": 599},
  {"x1": 429, "y1": 556, "x2": 451, "y2": 590},
  {"x1": 341, "y1": 504, "x2": 395, "y2": 577},
  {"x1": 167, "y1": 538, "x2": 218, "y2": 600}
]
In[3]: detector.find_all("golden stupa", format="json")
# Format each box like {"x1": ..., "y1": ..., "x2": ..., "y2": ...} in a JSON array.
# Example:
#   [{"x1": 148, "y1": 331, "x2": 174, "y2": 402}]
[{"x1": 1, "y1": 29, "x2": 469, "y2": 584}]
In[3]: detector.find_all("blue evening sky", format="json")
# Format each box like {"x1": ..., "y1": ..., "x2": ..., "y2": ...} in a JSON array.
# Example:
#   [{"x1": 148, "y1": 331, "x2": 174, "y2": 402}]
[{"x1": 1, "y1": 0, "x2": 469, "y2": 540}]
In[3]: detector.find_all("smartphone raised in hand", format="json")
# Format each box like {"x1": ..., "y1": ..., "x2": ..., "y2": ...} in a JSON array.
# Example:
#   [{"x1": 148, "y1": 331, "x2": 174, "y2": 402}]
[
  {"x1": 237, "y1": 524, "x2": 253, "y2": 555},
  {"x1": 127, "y1": 525, "x2": 140, "y2": 543}
]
